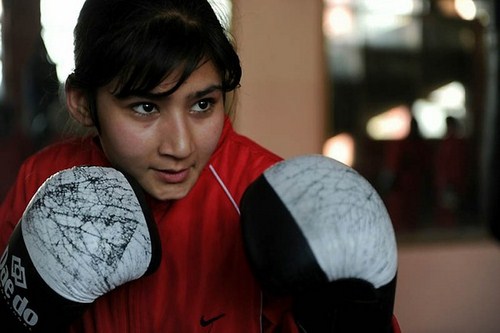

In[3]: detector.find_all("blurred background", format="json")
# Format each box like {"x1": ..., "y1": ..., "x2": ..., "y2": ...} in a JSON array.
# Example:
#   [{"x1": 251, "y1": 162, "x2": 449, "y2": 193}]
[{"x1": 0, "y1": 0, "x2": 499, "y2": 331}]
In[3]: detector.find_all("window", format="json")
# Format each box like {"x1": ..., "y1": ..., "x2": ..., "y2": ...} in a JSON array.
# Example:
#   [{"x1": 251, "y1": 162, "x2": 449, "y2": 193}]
[{"x1": 40, "y1": 0, "x2": 233, "y2": 83}]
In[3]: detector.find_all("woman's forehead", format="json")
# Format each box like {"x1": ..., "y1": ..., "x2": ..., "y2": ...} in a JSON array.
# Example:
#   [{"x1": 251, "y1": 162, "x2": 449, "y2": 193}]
[{"x1": 152, "y1": 61, "x2": 221, "y2": 94}]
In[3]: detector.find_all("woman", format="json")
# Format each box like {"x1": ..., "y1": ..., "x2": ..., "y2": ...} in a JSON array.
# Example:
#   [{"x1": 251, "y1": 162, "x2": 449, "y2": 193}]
[{"x1": 0, "y1": 0, "x2": 298, "y2": 331}]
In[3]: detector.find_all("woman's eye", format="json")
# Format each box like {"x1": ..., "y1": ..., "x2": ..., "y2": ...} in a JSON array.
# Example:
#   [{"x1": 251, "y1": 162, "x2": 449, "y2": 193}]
[
  {"x1": 191, "y1": 99, "x2": 214, "y2": 113},
  {"x1": 132, "y1": 103, "x2": 158, "y2": 115}
]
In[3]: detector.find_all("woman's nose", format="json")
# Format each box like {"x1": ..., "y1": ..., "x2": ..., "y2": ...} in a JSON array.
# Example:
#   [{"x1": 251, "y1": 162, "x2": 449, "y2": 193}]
[{"x1": 157, "y1": 113, "x2": 194, "y2": 159}]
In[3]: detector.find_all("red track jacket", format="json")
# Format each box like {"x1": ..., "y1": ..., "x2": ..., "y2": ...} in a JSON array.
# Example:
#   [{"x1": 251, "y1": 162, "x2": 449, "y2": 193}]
[{"x1": 0, "y1": 117, "x2": 301, "y2": 332}]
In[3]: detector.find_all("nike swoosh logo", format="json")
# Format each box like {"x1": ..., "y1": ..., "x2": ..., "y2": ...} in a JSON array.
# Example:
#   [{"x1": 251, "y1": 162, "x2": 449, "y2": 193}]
[{"x1": 200, "y1": 313, "x2": 226, "y2": 327}]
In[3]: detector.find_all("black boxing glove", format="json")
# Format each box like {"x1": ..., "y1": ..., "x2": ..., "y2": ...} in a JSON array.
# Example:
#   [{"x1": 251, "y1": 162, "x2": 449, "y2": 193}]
[
  {"x1": 240, "y1": 155, "x2": 398, "y2": 333},
  {"x1": 0, "y1": 166, "x2": 161, "y2": 332}
]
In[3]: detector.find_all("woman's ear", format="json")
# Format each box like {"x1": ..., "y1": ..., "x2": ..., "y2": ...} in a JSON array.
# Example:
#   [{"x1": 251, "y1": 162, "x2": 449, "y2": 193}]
[{"x1": 66, "y1": 85, "x2": 94, "y2": 127}]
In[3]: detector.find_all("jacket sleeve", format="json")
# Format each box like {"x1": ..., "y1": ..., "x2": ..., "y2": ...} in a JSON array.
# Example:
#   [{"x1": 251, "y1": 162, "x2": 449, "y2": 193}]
[
  {"x1": 262, "y1": 295, "x2": 403, "y2": 333},
  {"x1": 392, "y1": 315, "x2": 402, "y2": 333},
  {"x1": 262, "y1": 294, "x2": 300, "y2": 333},
  {"x1": 0, "y1": 159, "x2": 41, "y2": 250}
]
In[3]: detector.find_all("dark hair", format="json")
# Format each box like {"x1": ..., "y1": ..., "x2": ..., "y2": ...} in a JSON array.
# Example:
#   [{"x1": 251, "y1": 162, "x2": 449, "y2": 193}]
[{"x1": 66, "y1": 0, "x2": 241, "y2": 125}]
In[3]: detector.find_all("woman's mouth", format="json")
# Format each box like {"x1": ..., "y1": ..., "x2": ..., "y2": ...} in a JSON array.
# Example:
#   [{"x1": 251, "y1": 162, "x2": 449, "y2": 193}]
[{"x1": 155, "y1": 168, "x2": 190, "y2": 184}]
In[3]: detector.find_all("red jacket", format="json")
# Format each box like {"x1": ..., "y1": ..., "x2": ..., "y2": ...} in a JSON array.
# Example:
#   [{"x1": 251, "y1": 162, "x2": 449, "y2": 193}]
[
  {"x1": 0, "y1": 117, "x2": 402, "y2": 332},
  {"x1": 0, "y1": 117, "x2": 299, "y2": 332}
]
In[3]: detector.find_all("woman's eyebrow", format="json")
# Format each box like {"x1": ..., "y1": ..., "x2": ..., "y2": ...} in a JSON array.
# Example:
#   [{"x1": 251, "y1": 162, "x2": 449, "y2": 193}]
[
  {"x1": 188, "y1": 84, "x2": 223, "y2": 99},
  {"x1": 126, "y1": 84, "x2": 223, "y2": 100}
]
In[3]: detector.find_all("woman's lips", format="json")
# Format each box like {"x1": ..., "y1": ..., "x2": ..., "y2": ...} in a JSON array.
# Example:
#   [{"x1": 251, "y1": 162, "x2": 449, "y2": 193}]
[{"x1": 155, "y1": 168, "x2": 190, "y2": 184}]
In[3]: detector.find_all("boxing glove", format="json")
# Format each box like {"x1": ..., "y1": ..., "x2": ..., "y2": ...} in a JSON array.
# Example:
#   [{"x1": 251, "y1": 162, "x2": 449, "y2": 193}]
[
  {"x1": 0, "y1": 166, "x2": 161, "y2": 332},
  {"x1": 240, "y1": 155, "x2": 398, "y2": 333}
]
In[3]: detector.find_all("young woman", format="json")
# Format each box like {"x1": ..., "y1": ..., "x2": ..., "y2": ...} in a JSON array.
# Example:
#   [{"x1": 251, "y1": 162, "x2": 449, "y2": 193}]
[{"x1": 0, "y1": 0, "x2": 298, "y2": 331}]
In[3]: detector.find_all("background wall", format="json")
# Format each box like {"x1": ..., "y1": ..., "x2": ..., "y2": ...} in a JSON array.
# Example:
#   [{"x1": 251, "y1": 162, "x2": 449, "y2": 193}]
[
  {"x1": 232, "y1": 1, "x2": 500, "y2": 332},
  {"x1": 232, "y1": 0, "x2": 327, "y2": 158}
]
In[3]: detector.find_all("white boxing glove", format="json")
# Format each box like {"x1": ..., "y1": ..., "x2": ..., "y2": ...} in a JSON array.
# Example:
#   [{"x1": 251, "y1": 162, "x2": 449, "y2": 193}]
[
  {"x1": 240, "y1": 155, "x2": 398, "y2": 333},
  {"x1": 0, "y1": 166, "x2": 161, "y2": 332}
]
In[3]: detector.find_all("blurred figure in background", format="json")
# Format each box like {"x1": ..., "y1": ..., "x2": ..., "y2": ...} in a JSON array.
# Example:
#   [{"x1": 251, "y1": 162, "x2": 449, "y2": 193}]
[
  {"x1": 379, "y1": 117, "x2": 430, "y2": 231},
  {"x1": 434, "y1": 116, "x2": 468, "y2": 227}
]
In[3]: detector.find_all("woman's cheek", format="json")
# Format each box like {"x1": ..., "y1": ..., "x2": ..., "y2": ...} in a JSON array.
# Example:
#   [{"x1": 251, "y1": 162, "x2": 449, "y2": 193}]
[{"x1": 101, "y1": 123, "x2": 151, "y2": 163}]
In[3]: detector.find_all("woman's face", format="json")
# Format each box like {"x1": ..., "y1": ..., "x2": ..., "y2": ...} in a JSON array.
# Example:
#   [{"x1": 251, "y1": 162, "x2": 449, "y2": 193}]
[{"x1": 95, "y1": 61, "x2": 225, "y2": 201}]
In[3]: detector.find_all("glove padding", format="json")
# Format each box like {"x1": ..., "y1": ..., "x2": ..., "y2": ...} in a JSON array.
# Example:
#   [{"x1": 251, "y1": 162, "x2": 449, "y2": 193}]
[
  {"x1": 240, "y1": 155, "x2": 397, "y2": 333},
  {"x1": 0, "y1": 166, "x2": 161, "y2": 332}
]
